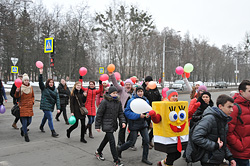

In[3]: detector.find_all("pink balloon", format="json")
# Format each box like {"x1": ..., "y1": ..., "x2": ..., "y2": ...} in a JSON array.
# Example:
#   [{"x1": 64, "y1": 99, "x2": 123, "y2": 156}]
[
  {"x1": 36, "y1": 61, "x2": 44, "y2": 69},
  {"x1": 100, "y1": 74, "x2": 109, "y2": 81},
  {"x1": 79, "y1": 67, "x2": 87, "y2": 76},
  {"x1": 114, "y1": 72, "x2": 121, "y2": 80},
  {"x1": 175, "y1": 66, "x2": 184, "y2": 75},
  {"x1": 162, "y1": 87, "x2": 169, "y2": 98},
  {"x1": 15, "y1": 78, "x2": 22, "y2": 88}
]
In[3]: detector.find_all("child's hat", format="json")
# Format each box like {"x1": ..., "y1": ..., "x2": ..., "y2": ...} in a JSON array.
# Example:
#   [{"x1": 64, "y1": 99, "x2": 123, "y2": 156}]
[
  {"x1": 166, "y1": 89, "x2": 178, "y2": 100},
  {"x1": 108, "y1": 86, "x2": 117, "y2": 94}
]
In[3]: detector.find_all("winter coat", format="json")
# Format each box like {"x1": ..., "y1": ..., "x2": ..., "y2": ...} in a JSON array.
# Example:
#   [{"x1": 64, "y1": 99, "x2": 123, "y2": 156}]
[
  {"x1": 14, "y1": 84, "x2": 34, "y2": 117},
  {"x1": 57, "y1": 83, "x2": 70, "y2": 106},
  {"x1": 110, "y1": 73, "x2": 132, "y2": 110},
  {"x1": 70, "y1": 89, "x2": 86, "y2": 120},
  {"x1": 96, "y1": 86, "x2": 108, "y2": 107},
  {"x1": 10, "y1": 84, "x2": 19, "y2": 104},
  {"x1": 124, "y1": 94, "x2": 149, "y2": 131},
  {"x1": 227, "y1": 93, "x2": 250, "y2": 159},
  {"x1": 95, "y1": 94, "x2": 126, "y2": 132},
  {"x1": 0, "y1": 83, "x2": 7, "y2": 105},
  {"x1": 79, "y1": 79, "x2": 103, "y2": 116},
  {"x1": 39, "y1": 74, "x2": 60, "y2": 111},
  {"x1": 142, "y1": 82, "x2": 161, "y2": 106},
  {"x1": 188, "y1": 98, "x2": 198, "y2": 121},
  {"x1": 192, "y1": 106, "x2": 233, "y2": 165}
]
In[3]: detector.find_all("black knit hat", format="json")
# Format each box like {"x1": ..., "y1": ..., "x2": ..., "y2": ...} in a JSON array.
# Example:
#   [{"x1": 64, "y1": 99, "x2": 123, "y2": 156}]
[
  {"x1": 200, "y1": 91, "x2": 211, "y2": 98},
  {"x1": 108, "y1": 86, "x2": 117, "y2": 94},
  {"x1": 145, "y1": 76, "x2": 153, "y2": 82},
  {"x1": 135, "y1": 86, "x2": 144, "y2": 93}
]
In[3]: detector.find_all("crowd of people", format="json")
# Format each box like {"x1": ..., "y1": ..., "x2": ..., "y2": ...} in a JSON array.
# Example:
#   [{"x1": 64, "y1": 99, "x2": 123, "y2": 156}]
[{"x1": 0, "y1": 71, "x2": 250, "y2": 166}]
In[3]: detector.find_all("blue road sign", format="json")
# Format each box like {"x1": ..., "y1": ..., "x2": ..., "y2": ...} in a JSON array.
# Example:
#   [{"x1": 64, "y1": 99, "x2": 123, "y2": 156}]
[
  {"x1": 44, "y1": 38, "x2": 53, "y2": 53},
  {"x1": 99, "y1": 67, "x2": 104, "y2": 74},
  {"x1": 11, "y1": 66, "x2": 18, "y2": 73}
]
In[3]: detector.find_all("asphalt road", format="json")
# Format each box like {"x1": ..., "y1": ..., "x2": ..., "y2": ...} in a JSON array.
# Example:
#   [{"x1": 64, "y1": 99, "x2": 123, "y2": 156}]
[{"x1": 0, "y1": 90, "x2": 236, "y2": 166}]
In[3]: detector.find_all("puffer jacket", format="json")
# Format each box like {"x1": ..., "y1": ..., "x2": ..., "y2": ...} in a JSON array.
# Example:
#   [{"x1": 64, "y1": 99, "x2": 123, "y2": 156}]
[
  {"x1": 57, "y1": 83, "x2": 70, "y2": 106},
  {"x1": 70, "y1": 89, "x2": 86, "y2": 120},
  {"x1": 227, "y1": 93, "x2": 250, "y2": 159},
  {"x1": 39, "y1": 74, "x2": 60, "y2": 111},
  {"x1": 79, "y1": 79, "x2": 103, "y2": 116},
  {"x1": 95, "y1": 93, "x2": 126, "y2": 132},
  {"x1": 142, "y1": 82, "x2": 161, "y2": 106},
  {"x1": 124, "y1": 94, "x2": 149, "y2": 131},
  {"x1": 192, "y1": 106, "x2": 233, "y2": 165},
  {"x1": 14, "y1": 84, "x2": 34, "y2": 117}
]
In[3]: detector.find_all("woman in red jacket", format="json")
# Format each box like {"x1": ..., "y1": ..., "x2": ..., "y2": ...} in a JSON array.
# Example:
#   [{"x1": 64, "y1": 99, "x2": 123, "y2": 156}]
[{"x1": 79, "y1": 77, "x2": 103, "y2": 138}]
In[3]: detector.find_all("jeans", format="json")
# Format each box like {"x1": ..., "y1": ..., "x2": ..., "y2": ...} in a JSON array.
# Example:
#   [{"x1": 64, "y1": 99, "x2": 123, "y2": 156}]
[
  {"x1": 41, "y1": 110, "x2": 54, "y2": 130},
  {"x1": 97, "y1": 132, "x2": 119, "y2": 163},
  {"x1": 67, "y1": 118, "x2": 85, "y2": 139},
  {"x1": 20, "y1": 117, "x2": 32, "y2": 134},
  {"x1": 56, "y1": 105, "x2": 68, "y2": 122},
  {"x1": 230, "y1": 158, "x2": 250, "y2": 166},
  {"x1": 87, "y1": 115, "x2": 95, "y2": 125},
  {"x1": 119, "y1": 127, "x2": 149, "y2": 160}
]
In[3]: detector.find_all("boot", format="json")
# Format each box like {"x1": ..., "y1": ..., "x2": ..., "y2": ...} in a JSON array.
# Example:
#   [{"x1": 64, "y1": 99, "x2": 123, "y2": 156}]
[
  {"x1": 24, "y1": 134, "x2": 30, "y2": 142},
  {"x1": 55, "y1": 114, "x2": 60, "y2": 121},
  {"x1": 40, "y1": 125, "x2": 45, "y2": 133},
  {"x1": 12, "y1": 122, "x2": 19, "y2": 129},
  {"x1": 80, "y1": 138, "x2": 87, "y2": 143},
  {"x1": 88, "y1": 124, "x2": 94, "y2": 139},
  {"x1": 65, "y1": 121, "x2": 69, "y2": 125},
  {"x1": 85, "y1": 124, "x2": 90, "y2": 134},
  {"x1": 51, "y1": 130, "x2": 59, "y2": 137},
  {"x1": 66, "y1": 129, "x2": 70, "y2": 138}
]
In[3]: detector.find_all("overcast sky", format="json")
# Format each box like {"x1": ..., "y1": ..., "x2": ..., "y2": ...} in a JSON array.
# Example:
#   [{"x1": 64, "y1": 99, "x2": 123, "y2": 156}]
[{"x1": 40, "y1": 0, "x2": 250, "y2": 48}]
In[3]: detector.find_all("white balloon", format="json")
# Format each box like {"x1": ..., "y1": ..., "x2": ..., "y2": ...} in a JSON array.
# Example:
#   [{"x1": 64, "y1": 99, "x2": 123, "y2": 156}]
[{"x1": 130, "y1": 98, "x2": 152, "y2": 114}]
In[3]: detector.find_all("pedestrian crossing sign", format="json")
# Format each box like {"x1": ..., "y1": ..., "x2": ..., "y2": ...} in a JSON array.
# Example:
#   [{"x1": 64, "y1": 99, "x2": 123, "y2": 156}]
[
  {"x1": 99, "y1": 67, "x2": 104, "y2": 74},
  {"x1": 11, "y1": 66, "x2": 18, "y2": 73},
  {"x1": 44, "y1": 38, "x2": 53, "y2": 53}
]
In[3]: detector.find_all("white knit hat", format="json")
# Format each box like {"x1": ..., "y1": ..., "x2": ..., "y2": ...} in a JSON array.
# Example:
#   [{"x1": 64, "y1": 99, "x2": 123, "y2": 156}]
[{"x1": 22, "y1": 73, "x2": 29, "y2": 81}]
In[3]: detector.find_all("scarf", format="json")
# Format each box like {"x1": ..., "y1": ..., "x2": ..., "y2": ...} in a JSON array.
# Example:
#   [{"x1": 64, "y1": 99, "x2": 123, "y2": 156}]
[{"x1": 21, "y1": 84, "x2": 31, "y2": 95}]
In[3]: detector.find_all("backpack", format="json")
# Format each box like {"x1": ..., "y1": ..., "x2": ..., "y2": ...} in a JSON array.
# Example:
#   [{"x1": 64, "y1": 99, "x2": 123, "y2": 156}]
[
  {"x1": 186, "y1": 113, "x2": 221, "y2": 163},
  {"x1": 234, "y1": 103, "x2": 243, "y2": 124}
]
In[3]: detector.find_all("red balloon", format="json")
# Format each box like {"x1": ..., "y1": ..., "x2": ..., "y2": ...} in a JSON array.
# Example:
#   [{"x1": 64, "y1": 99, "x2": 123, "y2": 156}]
[
  {"x1": 182, "y1": 72, "x2": 190, "y2": 78},
  {"x1": 100, "y1": 74, "x2": 109, "y2": 81},
  {"x1": 130, "y1": 77, "x2": 137, "y2": 84},
  {"x1": 162, "y1": 87, "x2": 169, "y2": 98},
  {"x1": 79, "y1": 67, "x2": 87, "y2": 76},
  {"x1": 15, "y1": 78, "x2": 22, "y2": 88},
  {"x1": 114, "y1": 72, "x2": 121, "y2": 80}
]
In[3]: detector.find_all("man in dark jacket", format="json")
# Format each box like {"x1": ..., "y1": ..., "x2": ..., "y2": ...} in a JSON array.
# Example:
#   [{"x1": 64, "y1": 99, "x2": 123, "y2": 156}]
[
  {"x1": 95, "y1": 86, "x2": 126, "y2": 166},
  {"x1": 117, "y1": 86, "x2": 153, "y2": 165},
  {"x1": 192, "y1": 94, "x2": 236, "y2": 166},
  {"x1": 10, "y1": 75, "x2": 22, "y2": 129},
  {"x1": 227, "y1": 80, "x2": 250, "y2": 166},
  {"x1": 142, "y1": 76, "x2": 161, "y2": 149}
]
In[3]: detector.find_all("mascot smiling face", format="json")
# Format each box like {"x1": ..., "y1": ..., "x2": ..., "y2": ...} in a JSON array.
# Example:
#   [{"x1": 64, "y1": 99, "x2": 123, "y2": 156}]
[{"x1": 152, "y1": 101, "x2": 189, "y2": 137}]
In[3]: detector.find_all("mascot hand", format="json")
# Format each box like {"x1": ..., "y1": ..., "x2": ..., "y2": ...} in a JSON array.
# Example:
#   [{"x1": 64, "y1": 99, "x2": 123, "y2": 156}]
[{"x1": 149, "y1": 110, "x2": 156, "y2": 117}]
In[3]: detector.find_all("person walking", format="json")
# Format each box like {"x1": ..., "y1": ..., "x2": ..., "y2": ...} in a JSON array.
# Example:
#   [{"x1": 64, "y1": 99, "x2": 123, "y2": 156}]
[
  {"x1": 117, "y1": 86, "x2": 152, "y2": 165},
  {"x1": 10, "y1": 75, "x2": 22, "y2": 129},
  {"x1": 227, "y1": 80, "x2": 250, "y2": 166},
  {"x1": 190, "y1": 94, "x2": 236, "y2": 166},
  {"x1": 0, "y1": 79, "x2": 7, "y2": 106},
  {"x1": 95, "y1": 86, "x2": 126, "y2": 166},
  {"x1": 96, "y1": 80, "x2": 109, "y2": 107},
  {"x1": 66, "y1": 81, "x2": 87, "y2": 143},
  {"x1": 79, "y1": 77, "x2": 103, "y2": 139},
  {"x1": 55, "y1": 79, "x2": 70, "y2": 125},
  {"x1": 38, "y1": 68, "x2": 60, "y2": 137},
  {"x1": 14, "y1": 74, "x2": 34, "y2": 142},
  {"x1": 142, "y1": 76, "x2": 161, "y2": 149}
]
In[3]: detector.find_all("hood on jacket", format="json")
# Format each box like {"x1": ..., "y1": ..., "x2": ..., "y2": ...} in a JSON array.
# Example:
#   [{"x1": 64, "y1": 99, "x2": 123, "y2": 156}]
[
  {"x1": 197, "y1": 92, "x2": 214, "y2": 111},
  {"x1": 233, "y1": 93, "x2": 250, "y2": 106},
  {"x1": 203, "y1": 106, "x2": 232, "y2": 122},
  {"x1": 104, "y1": 93, "x2": 120, "y2": 102}
]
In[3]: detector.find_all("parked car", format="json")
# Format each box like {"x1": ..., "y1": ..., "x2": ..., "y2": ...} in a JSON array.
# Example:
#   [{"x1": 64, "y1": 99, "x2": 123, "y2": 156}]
[
  {"x1": 215, "y1": 82, "x2": 228, "y2": 88},
  {"x1": 171, "y1": 80, "x2": 192, "y2": 91}
]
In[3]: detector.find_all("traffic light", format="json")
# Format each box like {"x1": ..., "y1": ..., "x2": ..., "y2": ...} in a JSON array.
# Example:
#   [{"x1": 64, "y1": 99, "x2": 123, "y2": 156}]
[{"x1": 50, "y1": 57, "x2": 54, "y2": 67}]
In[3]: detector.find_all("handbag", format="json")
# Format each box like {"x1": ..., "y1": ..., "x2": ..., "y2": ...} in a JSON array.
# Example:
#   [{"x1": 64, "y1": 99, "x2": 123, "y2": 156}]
[
  {"x1": 75, "y1": 95, "x2": 88, "y2": 115},
  {"x1": 11, "y1": 104, "x2": 20, "y2": 117}
]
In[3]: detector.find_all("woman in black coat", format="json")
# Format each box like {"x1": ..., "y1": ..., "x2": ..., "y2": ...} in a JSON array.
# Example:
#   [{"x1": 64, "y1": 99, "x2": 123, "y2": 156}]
[
  {"x1": 66, "y1": 81, "x2": 87, "y2": 143},
  {"x1": 55, "y1": 79, "x2": 70, "y2": 124}
]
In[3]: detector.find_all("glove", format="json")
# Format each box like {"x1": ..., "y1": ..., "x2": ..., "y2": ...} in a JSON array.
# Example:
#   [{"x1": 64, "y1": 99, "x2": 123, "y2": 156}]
[
  {"x1": 99, "y1": 80, "x2": 102, "y2": 85},
  {"x1": 194, "y1": 102, "x2": 201, "y2": 110},
  {"x1": 149, "y1": 110, "x2": 156, "y2": 117},
  {"x1": 79, "y1": 76, "x2": 83, "y2": 79}
]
